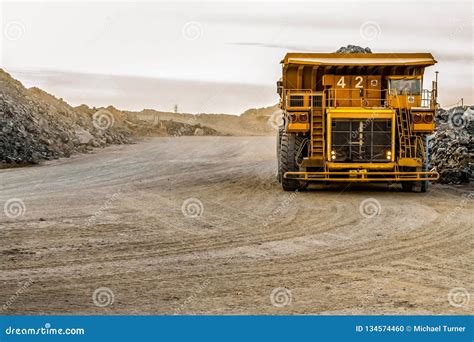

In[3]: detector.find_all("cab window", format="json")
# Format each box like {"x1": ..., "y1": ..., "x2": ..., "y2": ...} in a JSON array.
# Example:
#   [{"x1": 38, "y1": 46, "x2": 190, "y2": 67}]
[{"x1": 389, "y1": 79, "x2": 421, "y2": 95}]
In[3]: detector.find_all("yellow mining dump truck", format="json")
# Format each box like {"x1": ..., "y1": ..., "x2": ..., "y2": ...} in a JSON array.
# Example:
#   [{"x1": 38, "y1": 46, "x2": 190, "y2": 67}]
[{"x1": 276, "y1": 52, "x2": 439, "y2": 192}]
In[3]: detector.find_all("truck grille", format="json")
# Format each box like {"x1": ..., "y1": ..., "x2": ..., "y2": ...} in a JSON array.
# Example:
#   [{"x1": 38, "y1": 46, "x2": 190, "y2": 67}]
[
  {"x1": 312, "y1": 95, "x2": 323, "y2": 107},
  {"x1": 289, "y1": 95, "x2": 304, "y2": 107},
  {"x1": 331, "y1": 119, "x2": 392, "y2": 162}
]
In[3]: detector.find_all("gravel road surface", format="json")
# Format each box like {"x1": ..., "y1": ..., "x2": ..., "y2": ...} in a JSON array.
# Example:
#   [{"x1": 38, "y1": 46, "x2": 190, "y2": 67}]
[{"x1": 1, "y1": 137, "x2": 472, "y2": 314}]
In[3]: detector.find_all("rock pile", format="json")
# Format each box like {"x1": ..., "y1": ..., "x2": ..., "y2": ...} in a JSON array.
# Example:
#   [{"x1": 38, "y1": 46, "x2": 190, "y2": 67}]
[
  {"x1": 0, "y1": 69, "x2": 132, "y2": 165},
  {"x1": 429, "y1": 106, "x2": 473, "y2": 184},
  {"x1": 164, "y1": 120, "x2": 218, "y2": 136},
  {"x1": 336, "y1": 45, "x2": 372, "y2": 53},
  {"x1": 0, "y1": 69, "x2": 221, "y2": 167}
]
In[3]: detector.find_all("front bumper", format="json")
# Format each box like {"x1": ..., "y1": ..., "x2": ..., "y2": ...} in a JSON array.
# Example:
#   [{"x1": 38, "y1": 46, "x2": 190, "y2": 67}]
[{"x1": 284, "y1": 170, "x2": 439, "y2": 182}]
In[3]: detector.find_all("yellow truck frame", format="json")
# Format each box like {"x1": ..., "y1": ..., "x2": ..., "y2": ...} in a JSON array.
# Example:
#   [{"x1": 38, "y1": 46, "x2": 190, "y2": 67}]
[{"x1": 276, "y1": 52, "x2": 439, "y2": 192}]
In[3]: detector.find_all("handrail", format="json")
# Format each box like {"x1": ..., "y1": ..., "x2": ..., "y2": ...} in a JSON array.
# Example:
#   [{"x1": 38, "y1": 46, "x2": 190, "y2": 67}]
[{"x1": 284, "y1": 88, "x2": 435, "y2": 109}]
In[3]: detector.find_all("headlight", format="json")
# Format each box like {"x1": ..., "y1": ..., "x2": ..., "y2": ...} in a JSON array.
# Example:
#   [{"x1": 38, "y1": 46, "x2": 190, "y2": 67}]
[
  {"x1": 413, "y1": 113, "x2": 423, "y2": 123},
  {"x1": 424, "y1": 113, "x2": 434, "y2": 123},
  {"x1": 386, "y1": 150, "x2": 392, "y2": 160},
  {"x1": 331, "y1": 150, "x2": 336, "y2": 160}
]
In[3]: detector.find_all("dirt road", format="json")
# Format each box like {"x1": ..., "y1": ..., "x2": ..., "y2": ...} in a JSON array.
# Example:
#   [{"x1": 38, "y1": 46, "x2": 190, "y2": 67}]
[{"x1": 1, "y1": 137, "x2": 472, "y2": 314}]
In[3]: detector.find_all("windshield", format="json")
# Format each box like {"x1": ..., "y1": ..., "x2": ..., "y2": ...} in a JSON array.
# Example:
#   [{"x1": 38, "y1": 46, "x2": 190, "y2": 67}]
[{"x1": 389, "y1": 79, "x2": 421, "y2": 95}]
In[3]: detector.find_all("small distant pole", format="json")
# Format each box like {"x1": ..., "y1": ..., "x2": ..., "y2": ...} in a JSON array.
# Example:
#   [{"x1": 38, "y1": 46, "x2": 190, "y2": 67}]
[
  {"x1": 461, "y1": 98, "x2": 463, "y2": 107},
  {"x1": 174, "y1": 104, "x2": 178, "y2": 114}
]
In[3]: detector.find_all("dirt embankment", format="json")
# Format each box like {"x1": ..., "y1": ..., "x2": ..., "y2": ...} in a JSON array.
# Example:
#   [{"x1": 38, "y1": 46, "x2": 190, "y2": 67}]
[
  {"x1": 0, "y1": 70, "x2": 133, "y2": 165},
  {"x1": 0, "y1": 69, "x2": 230, "y2": 166}
]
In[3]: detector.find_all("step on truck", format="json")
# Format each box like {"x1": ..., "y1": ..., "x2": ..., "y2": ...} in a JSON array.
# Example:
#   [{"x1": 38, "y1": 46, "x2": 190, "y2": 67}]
[{"x1": 276, "y1": 52, "x2": 439, "y2": 192}]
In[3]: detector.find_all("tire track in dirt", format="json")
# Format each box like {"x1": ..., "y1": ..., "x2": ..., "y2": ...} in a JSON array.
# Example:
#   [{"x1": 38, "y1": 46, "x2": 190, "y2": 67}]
[{"x1": 0, "y1": 137, "x2": 472, "y2": 314}]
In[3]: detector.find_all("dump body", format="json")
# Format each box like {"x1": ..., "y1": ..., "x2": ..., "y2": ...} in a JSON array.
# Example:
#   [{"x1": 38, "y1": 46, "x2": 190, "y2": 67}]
[{"x1": 277, "y1": 52, "x2": 439, "y2": 191}]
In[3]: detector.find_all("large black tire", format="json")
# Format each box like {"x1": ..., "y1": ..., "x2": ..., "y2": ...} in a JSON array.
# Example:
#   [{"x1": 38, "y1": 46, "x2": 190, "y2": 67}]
[
  {"x1": 402, "y1": 177, "x2": 427, "y2": 193},
  {"x1": 417, "y1": 136, "x2": 429, "y2": 192},
  {"x1": 276, "y1": 126, "x2": 283, "y2": 182},
  {"x1": 401, "y1": 182, "x2": 413, "y2": 192},
  {"x1": 402, "y1": 136, "x2": 429, "y2": 193},
  {"x1": 279, "y1": 132, "x2": 307, "y2": 191},
  {"x1": 413, "y1": 165, "x2": 428, "y2": 193}
]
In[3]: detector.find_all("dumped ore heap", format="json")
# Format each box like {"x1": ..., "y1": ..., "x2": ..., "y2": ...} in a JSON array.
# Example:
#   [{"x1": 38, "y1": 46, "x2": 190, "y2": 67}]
[
  {"x1": 335, "y1": 45, "x2": 372, "y2": 53},
  {"x1": 429, "y1": 106, "x2": 473, "y2": 184}
]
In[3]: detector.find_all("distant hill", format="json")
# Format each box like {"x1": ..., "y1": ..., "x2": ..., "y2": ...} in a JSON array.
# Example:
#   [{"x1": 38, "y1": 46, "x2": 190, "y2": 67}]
[{"x1": 130, "y1": 104, "x2": 279, "y2": 136}]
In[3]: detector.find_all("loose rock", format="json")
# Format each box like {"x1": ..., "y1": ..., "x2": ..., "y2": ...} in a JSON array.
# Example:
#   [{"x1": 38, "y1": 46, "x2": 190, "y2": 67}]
[{"x1": 429, "y1": 106, "x2": 473, "y2": 184}]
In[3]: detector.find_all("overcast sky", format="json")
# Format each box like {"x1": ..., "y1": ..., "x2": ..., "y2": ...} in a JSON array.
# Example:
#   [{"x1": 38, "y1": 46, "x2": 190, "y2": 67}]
[{"x1": 1, "y1": 0, "x2": 472, "y2": 113}]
